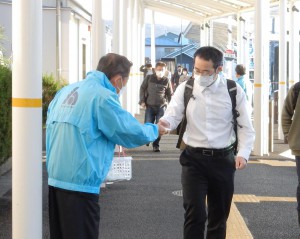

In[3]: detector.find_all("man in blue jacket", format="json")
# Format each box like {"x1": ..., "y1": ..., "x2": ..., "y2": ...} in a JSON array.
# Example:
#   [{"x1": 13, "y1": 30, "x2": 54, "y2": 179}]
[{"x1": 46, "y1": 53, "x2": 167, "y2": 239}]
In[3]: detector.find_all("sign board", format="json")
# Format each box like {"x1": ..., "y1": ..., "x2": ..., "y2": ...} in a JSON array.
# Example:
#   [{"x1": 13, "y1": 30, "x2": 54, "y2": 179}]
[{"x1": 224, "y1": 49, "x2": 236, "y2": 61}]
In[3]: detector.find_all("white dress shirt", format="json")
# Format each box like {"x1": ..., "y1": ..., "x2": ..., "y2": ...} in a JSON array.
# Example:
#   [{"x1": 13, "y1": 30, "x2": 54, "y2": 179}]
[{"x1": 160, "y1": 75, "x2": 255, "y2": 160}]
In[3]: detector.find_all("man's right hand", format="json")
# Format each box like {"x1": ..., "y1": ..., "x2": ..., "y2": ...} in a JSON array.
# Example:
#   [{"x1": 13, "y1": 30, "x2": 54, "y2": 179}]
[{"x1": 157, "y1": 124, "x2": 169, "y2": 136}]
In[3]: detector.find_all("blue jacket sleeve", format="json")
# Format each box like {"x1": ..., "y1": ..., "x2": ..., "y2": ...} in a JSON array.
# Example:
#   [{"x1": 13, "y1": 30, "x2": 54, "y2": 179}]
[{"x1": 97, "y1": 95, "x2": 158, "y2": 148}]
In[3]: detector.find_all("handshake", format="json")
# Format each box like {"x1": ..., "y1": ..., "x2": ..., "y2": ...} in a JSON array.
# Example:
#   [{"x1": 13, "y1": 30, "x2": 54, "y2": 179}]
[{"x1": 157, "y1": 119, "x2": 171, "y2": 136}]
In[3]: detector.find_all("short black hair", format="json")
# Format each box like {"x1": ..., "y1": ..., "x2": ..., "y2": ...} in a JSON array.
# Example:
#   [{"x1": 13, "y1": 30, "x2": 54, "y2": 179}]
[
  {"x1": 193, "y1": 46, "x2": 223, "y2": 69},
  {"x1": 155, "y1": 61, "x2": 166, "y2": 68},
  {"x1": 235, "y1": 64, "x2": 246, "y2": 76},
  {"x1": 96, "y1": 53, "x2": 133, "y2": 80}
]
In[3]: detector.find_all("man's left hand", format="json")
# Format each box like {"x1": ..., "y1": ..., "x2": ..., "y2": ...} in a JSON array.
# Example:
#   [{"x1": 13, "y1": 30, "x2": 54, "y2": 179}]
[{"x1": 235, "y1": 156, "x2": 247, "y2": 170}]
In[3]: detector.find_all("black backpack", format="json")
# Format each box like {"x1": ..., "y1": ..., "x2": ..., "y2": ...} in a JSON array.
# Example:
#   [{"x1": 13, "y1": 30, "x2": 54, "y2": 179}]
[{"x1": 176, "y1": 78, "x2": 240, "y2": 155}]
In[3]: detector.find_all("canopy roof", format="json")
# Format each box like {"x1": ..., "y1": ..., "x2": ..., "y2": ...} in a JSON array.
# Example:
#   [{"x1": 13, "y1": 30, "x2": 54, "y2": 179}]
[{"x1": 142, "y1": 0, "x2": 280, "y2": 23}]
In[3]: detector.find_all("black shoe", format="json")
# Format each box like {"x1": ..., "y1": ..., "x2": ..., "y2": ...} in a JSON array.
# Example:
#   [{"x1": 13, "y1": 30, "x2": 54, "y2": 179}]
[{"x1": 153, "y1": 146, "x2": 160, "y2": 152}]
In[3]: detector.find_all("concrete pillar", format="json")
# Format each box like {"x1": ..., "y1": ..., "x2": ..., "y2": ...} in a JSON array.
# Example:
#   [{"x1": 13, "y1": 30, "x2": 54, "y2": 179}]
[
  {"x1": 150, "y1": 10, "x2": 156, "y2": 65},
  {"x1": 209, "y1": 20, "x2": 213, "y2": 46},
  {"x1": 113, "y1": 0, "x2": 120, "y2": 53},
  {"x1": 289, "y1": 1, "x2": 300, "y2": 86},
  {"x1": 200, "y1": 23, "x2": 205, "y2": 46},
  {"x1": 12, "y1": 1, "x2": 42, "y2": 238},
  {"x1": 122, "y1": 0, "x2": 128, "y2": 57},
  {"x1": 237, "y1": 13, "x2": 246, "y2": 64},
  {"x1": 92, "y1": 0, "x2": 106, "y2": 69},
  {"x1": 278, "y1": 0, "x2": 288, "y2": 140},
  {"x1": 56, "y1": 0, "x2": 62, "y2": 80},
  {"x1": 205, "y1": 22, "x2": 210, "y2": 46},
  {"x1": 253, "y1": 0, "x2": 270, "y2": 156},
  {"x1": 227, "y1": 16, "x2": 233, "y2": 79}
]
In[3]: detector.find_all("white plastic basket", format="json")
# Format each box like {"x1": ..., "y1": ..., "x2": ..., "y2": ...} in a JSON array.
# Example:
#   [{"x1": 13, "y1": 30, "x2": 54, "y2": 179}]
[{"x1": 105, "y1": 156, "x2": 132, "y2": 182}]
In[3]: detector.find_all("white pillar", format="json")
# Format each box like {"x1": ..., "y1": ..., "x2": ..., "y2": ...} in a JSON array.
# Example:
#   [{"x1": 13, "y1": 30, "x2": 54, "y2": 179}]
[
  {"x1": 243, "y1": 15, "x2": 250, "y2": 73},
  {"x1": 113, "y1": 0, "x2": 120, "y2": 53},
  {"x1": 205, "y1": 22, "x2": 210, "y2": 46},
  {"x1": 150, "y1": 10, "x2": 156, "y2": 65},
  {"x1": 12, "y1": 1, "x2": 42, "y2": 238},
  {"x1": 237, "y1": 13, "x2": 246, "y2": 64},
  {"x1": 92, "y1": 0, "x2": 106, "y2": 69},
  {"x1": 209, "y1": 20, "x2": 213, "y2": 46},
  {"x1": 227, "y1": 16, "x2": 233, "y2": 79},
  {"x1": 253, "y1": 0, "x2": 270, "y2": 156},
  {"x1": 278, "y1": 0, "x2": 288, "y2": 140},
  {"x1": 290, "y1": 1, "x2": 300, "y2": 86},
  {"x1": 122, "y1": 0, "x2": 128, "y2": 57},
  {"x1": 200, "y1": 23, "x2": 205, "y2": 46},
  {"x1": 56, "y1": 0, "x2": 62, "y2": 80}
]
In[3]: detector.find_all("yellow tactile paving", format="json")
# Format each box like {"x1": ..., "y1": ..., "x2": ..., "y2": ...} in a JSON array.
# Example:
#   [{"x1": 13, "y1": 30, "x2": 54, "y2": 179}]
[
  {"x1": 233, "y1": 194, "x2": 296, "y2": 203},
  {"x1": 248, "y1": 159, "x2": 295, "y2": 167},
  {"x1": 227, "y1": 203, "x2": 253, "y2": 239},
  {"x1": 233, "y1": 194, "x2": 260, "y2": 203},
  {"x1": 172, "y1": 192, "x2": 296, "y2": 238}
]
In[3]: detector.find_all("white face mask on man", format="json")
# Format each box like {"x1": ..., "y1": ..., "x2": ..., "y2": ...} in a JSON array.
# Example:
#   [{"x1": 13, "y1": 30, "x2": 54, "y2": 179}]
[
  {"x1": 194, "y1": 73, "x2": 216, "y2": 87},
  {"x1": 155, "y1": 70, "x2": 165, "y2": 78},
  {"x1": 116, "y1": 78, "x2": 127, "y2": 96}
]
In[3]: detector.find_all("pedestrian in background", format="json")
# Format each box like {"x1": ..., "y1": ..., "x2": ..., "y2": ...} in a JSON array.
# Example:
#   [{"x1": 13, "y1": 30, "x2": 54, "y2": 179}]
[
  {"x1": 139, "y1": 61, "x2": 173, "y2": 152},
  {"x1": 171, "y1": 65, "x2": 182, "y2": 91},
  {"x1": 178, "y1": 67, "x2": 190, "y2": 84},
  {"x1": 281, "y1": 82, "x2": 300, "y2": 227},
  {"x1": 159, "y1": 46, "x2": 255, "y2": 239},
  {"x1": 235, "y1": 64, "x2": 247, "y2": 94},
  {"x1": 46, "y1": 53, "x2": 168, "y2": 239},
  {"x1": 140, "y1": 63, "x2": 154, "y2": 79}
]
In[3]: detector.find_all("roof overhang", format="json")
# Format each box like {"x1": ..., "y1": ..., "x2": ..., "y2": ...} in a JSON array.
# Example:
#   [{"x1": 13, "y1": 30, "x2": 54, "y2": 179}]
[{"x1": 143, "y1": 0, "x2": 281, "y2": 23}]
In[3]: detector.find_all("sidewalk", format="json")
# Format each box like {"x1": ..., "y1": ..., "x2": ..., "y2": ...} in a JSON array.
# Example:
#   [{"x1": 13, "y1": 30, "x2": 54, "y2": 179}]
[{"x1": 0, "y1": 109, "x2": 297, "y2": 239}]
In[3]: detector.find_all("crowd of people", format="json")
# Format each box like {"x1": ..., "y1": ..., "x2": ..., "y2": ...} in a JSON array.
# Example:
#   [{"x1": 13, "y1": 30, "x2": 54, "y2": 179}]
[{"x1": 45, "y1": 46, "x2": 299, "y2": 239}]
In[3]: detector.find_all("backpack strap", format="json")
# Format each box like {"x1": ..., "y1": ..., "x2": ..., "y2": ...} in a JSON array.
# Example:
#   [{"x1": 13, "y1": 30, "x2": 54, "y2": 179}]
[
  {"x1": 176, "y1": 77, "x2": 194, "y2": 149},
  {"x1": 176, "y1": 78, "x2": 240, "y2": 153},
  {"x1": 227, "y1": 79, "x2": 239, "y2": 155},
  {"x1": 293, "y1": 82, "x2": 300, "y2": 110}
]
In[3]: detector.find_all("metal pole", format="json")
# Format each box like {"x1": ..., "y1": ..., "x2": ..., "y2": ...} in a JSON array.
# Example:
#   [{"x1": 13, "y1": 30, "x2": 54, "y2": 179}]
[
  {"x1": 56, "y1": 0, "x2": 62, "y2": 81},
  {"x1": 12, "y1": 0, "x2": 42, "y2": 238},
  {"x1": 278, "y1": 0, "x2": 287, "y2": 140}
]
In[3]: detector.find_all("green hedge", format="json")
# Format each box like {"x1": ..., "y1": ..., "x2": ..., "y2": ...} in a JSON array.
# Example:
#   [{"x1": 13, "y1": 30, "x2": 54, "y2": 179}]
[
  {"x1": 0, "y1": 65, "x2": 12, "y2": 164},
  {"x1": 42, "y1": 74, "x2": 66, "y2": 126},
  {"x1": 0, "y1": 72, "x2": 66, "y2": 165}
]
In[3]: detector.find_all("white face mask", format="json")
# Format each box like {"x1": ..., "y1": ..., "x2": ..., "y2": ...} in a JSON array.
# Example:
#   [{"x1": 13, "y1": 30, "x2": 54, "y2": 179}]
[
  {"x1": 117, "y1": 79, "x2": 126, "y2": 96},
  {"x1": 194, "y1": 73, "x2": 216, "y2": 87},
  {"x1": 156, "y1": 70, "x2": 165, "y2": 78}
]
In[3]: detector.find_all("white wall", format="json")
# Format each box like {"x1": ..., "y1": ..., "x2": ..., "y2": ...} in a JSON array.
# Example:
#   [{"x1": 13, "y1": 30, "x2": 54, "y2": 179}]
[
  {"x1": 43, "y1": 9, "x2": 56, "y2": 76},
  {"x1": 69, "y1": 14, "x2": 79, "y2": 84}
]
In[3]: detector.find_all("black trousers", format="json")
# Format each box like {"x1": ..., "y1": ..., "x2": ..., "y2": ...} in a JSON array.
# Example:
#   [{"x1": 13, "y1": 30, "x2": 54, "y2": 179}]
[
  {"x1": 48, "y1": 186, "x2": 100, "y2": 239},
  {"x1": 180, "y1": 146, "x2": 236, "y2": 239}
]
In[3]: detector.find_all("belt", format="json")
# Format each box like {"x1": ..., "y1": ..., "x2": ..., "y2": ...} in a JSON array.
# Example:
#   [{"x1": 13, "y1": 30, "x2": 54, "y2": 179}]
[{"x1": 186, "y1": 144, "x2": 234, "y2": 157}]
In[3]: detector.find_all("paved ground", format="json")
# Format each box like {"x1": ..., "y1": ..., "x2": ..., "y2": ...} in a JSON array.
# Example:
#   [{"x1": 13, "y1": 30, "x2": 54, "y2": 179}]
[{"x1": 0, "y1": 115, "x2": 299, "y2": 238}]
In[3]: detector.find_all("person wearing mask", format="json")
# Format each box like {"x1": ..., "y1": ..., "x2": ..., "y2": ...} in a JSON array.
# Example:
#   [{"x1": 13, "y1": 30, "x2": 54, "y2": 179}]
[
  {"x1": 46, "y1": 53, "x2": 168, "y2": 239},
  {"x1": 171, "y1": 65, "x2": 182, "y2": 91},
  {"x1": 281, "y1": 82, "x2": 300, "y2": 227},
  {"x1": 139, "y1": 61, "x2": 173, "y2": 152},
  {"x1": 159, "y1": 46, "x2": 255, "y2": 239},
  {"x1": 235, "y1": 64, "x2": 247, "y2": 93},
  {"x1": 140, "y1": 63, "x2": 154, "y2": 78},
  {"x1": 179, "y1": 67, "x2": 190, "y2": 84}
]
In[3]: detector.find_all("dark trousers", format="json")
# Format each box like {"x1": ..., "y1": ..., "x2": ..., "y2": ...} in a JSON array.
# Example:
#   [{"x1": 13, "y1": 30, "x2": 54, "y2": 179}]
[
  {"x1": 48, "y1": 186, "x2": 100, "y2": 239},
  {"x1": 296, "y1": 156, "x2": 300, "y2": 225},
  {"x1": 145, "y1": 105, "x2": 166, "y2": 147},
  {"x1": 180, "y1": 147, "x2": 236, "y2": 239}
]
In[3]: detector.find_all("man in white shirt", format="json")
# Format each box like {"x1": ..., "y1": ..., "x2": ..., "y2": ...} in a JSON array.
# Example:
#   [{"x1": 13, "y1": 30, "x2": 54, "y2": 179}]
[{"x1": 159, "y1": 46, "x2": 255, "y2": 239}]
